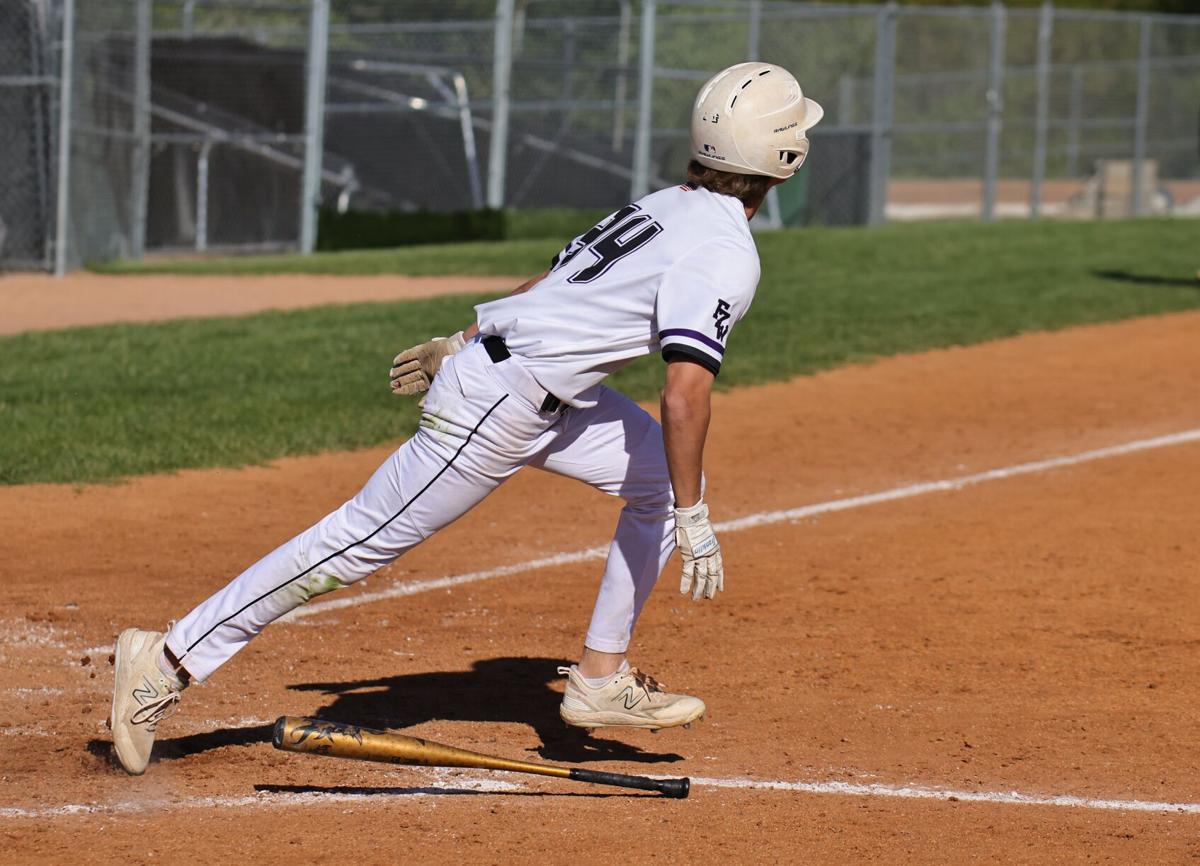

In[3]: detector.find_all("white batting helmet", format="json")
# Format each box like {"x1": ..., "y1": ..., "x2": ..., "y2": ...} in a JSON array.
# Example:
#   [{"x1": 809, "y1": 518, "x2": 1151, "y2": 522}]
[{"x1": 690, "y1": 62, "x2": 824, "y2": 179}]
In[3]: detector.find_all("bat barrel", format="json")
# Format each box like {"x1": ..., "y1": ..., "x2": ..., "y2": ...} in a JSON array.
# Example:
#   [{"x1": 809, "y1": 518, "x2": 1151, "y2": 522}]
[{"x1": 273, "y1": 716, "x2": 568, "y2": 776}]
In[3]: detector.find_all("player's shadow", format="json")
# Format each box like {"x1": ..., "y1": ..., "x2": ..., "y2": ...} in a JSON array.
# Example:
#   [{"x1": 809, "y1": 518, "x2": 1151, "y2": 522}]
[
  {"x1": 87, "y1": 723, "x2": 274, "y2": 767},
  {"x1": 286, "y1": 656, "x2": 686, "y2": 765},
  {"x1": 95, "y1": 656, "x2": 685, "y2": 767},
  {"x1": 1091, "y1": 269, "x2": 1200, "y2": 289}
]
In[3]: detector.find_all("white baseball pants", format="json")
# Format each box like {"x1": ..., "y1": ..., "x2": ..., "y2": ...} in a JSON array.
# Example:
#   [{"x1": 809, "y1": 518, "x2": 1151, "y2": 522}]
[{"x1": 166, "y1": 340, "x2": 677, "y2": 682}]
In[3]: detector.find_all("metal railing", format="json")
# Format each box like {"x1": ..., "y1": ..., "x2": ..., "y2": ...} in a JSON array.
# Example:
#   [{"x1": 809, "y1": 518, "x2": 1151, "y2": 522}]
[{"x1": 2, "y1": 0, "x2": 1197, "y2": 273}]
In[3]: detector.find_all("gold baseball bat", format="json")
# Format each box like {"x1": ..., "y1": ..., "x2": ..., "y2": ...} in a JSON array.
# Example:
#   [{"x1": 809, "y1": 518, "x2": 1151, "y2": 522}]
[{"x1": 272, "y1": 716, "x2": 689, "y2": 799}]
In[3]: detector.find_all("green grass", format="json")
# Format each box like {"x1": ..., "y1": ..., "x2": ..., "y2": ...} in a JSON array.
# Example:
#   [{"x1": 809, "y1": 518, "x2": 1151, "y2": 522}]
[
  {"x1": 505, "y1": 207, "x2": 612, "y2": 241},
  {"x1": 92, "y1": 210, "x2": 615, "y2": 275},
  {"x1": 8, "y1": 218, "x2": 1199, "y2": 485},
  {"x1": 91, "y1": 238, "x2": 564, "y2": 277}
]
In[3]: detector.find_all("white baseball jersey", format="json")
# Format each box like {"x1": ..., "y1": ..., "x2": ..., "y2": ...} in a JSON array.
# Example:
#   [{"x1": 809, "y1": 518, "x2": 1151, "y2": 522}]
[
  {"x1": 164, "y1": 184, "x2": 760, "y2": 685},
  {"x1": 475, "y1": 184, "x2": 761, "y2": 407}
]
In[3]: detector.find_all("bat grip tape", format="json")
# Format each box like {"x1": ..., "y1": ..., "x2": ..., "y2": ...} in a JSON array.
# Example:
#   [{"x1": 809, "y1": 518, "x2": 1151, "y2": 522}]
[{"x1": 568, "y1": 768, "x2": 690, "y2": 799}]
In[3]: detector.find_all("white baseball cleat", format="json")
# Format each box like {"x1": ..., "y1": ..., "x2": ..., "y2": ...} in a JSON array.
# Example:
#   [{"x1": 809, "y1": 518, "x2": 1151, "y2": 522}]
[
  {"x1": 110, "y1": 628, "x2": 182, "y2": 775},
  {"x1": 558, "y1": 665, "x2": 705, "y2": 730}
]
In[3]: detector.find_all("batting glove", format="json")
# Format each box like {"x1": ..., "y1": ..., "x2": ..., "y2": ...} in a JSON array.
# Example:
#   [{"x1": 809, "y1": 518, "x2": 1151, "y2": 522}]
[
  {"x1": 389, "y1": 331, "x2": 466, "y2": 396},
  {"x1": 674, "y1": 500, "x2": 724, "y2": 601}
]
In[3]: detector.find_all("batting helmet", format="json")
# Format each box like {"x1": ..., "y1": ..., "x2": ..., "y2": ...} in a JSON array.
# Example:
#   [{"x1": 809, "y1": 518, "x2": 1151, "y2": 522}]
[{"x1": 690, "y1": 62, "x2": 824, "y2": 179}]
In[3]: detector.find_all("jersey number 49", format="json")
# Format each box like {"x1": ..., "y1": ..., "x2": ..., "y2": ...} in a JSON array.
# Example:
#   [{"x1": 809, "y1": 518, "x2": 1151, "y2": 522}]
[{"x1": 550, "y1": 205, "x2": 664, "y2": 284}]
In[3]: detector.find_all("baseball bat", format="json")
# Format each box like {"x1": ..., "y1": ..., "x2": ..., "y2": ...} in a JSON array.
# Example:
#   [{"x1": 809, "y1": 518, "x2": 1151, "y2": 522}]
[{"x1": 272, "y1": 716, "x2": 689, "y2": 799}]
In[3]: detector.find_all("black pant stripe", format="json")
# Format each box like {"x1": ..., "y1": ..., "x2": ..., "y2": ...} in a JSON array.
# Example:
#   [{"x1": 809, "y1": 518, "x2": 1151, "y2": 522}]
[{"x1": 181, "y1": 394, "x2": 509, "y2": 657}]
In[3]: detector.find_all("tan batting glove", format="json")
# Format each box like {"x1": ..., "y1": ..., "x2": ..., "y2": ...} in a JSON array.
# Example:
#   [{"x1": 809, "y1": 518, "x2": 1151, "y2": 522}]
[
  {"x1": 389, "y1": 331, "x2": 466, "y2": 396},
  {"x1": 674, "y1": 500, "x2": 724, "y2": 601}
]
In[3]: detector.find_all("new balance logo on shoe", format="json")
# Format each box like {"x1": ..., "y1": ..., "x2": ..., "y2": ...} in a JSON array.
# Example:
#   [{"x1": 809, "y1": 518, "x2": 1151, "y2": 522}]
[
  {"x1": 558, "y1": 664, "x2": 705, "y2": 730},
  {"x1": 131, "y1": 675, "x2": 158, "y2": 709},
  {"x1": 111, "y1": 629, "x2": 183, "y2": 775}
]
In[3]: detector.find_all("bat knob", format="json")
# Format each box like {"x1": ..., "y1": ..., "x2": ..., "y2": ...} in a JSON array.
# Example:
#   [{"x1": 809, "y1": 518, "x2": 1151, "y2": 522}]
[
  {"x1": 272, "y1": 716, "x2": 287, "y2": 749},
  {"x1": 658, "y1": 777, "x2": 690, "y2": 799}
]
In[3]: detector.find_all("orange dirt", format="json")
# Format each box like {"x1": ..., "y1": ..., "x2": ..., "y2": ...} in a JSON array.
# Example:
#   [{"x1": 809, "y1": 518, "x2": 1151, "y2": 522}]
[
  {"x1": 3, "y1": 311, "x2": 1200, "y2": 863},
  {"x1": 888, "y1": 178, "x2": 1200, "y2": 206},
  {"x1": 0, "y1": 272, "x2": 522, "y2": 335}
]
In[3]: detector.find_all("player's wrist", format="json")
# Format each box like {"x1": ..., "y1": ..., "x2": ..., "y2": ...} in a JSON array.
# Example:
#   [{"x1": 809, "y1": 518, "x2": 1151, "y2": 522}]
[{"x1": 673, "y1": 499, "x2": 708, "y2": 525}]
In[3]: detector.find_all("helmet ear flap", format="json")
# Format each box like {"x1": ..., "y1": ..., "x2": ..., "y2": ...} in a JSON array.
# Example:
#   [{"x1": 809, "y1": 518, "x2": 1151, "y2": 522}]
[{"x1": 778, "y1": 137, "x2": 810, "y2": 173}]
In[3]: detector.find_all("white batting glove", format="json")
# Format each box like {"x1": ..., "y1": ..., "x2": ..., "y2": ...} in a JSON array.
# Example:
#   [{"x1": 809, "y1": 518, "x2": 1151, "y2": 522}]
[
  {"x1": 674, "y1": 500, "x2": 724, "y2": 601},
  {"x1": 389, "y1": 331, "x2": 466, "y2": 396}
]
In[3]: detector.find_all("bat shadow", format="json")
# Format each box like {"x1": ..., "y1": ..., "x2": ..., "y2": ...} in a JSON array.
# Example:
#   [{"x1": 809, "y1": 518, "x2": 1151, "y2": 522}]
[
  {"x1": 285, "y1": 656, "x2": 688, "y2": 765},
  {"x1": 254, "y1": 783, "x2": 640, "y2": 799}
]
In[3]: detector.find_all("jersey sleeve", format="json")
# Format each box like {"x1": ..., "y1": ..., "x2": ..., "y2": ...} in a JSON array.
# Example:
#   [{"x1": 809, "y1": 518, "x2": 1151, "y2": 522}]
[{"x1": 655, "y1": 239, "x2": 759, "y2": 376}]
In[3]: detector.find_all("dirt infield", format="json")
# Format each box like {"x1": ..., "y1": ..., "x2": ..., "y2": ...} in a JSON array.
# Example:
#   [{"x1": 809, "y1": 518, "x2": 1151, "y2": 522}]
[
  {"x1": 887, "y1": 178, "x2": 1200, "y2": 219},
  {"x1": 0, "y1": 272, "x2": 521, "y2": 335},
  {"x1": 3, "y1": 311, "x2": 1200, "y2": 862}
]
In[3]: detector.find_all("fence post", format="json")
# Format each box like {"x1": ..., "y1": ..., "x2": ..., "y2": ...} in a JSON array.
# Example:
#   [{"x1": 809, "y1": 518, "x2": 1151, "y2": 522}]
[
  {"x1": 196, "y1": 140, "x2": 211, "y2": 252},
  {"x1": 1130, "y1": 15, "x2": 1151, "y2": 217},
  {"x1": 1065, "y1": 65, "x2": 1082, "y2": 176},
  {"x1": 299, "y1": 0, "x2": 329, "y2": 254},
  {"x1": 53, "y1": 0, "x2": 75, "y2": 276},
  {"x1": 630, "y1": 0, "x2": 656, "y2": 201},
  {"x1": 746, "y1": 0, "x2": 762, "y2": 60},
  {"x1": 612, "y1": 0, "x2": 632, "y2": 152},
  {"x1": 745, "y1": 0, "x2": 783, "y2": 228},
  {"x1": 1030, "y1": 1, "x2": 1053, "y2": 219},
  {"x1": 452, "y1": 74, "x2": 484, "y2": 210},
  {"x1": 182, "y1": 0, "x2": 195, "y2": 39},
  {"x1": 486, "y1": 0, "x2": 515, "y2": 209},
  {"x1": 29, "y1": 7, "x2": 53, "y2": 270},
  {"x1": 838, "y1": 74, "x2": 855, "y2": 125},
  {"x1": 982, "y1": 1, "x2": 1006, "y2": 222},
  {"x1": 131, "y1": 0, "x2": 152, "y2": 258},
  {"x1": 868, "y1": 2, "x2": 896, "y2": 226}
]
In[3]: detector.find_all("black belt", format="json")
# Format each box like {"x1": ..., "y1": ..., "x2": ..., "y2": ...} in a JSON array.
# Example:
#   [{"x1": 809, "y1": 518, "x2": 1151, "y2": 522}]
[{"x1": 482, "y1": 335, "x2": 564, "y2": 413}]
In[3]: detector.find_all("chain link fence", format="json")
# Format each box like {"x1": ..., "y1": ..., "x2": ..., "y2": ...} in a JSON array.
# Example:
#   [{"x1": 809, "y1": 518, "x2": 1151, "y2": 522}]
[
  {"x1": 62, "y1": 0, "x2": 145, "y2": 269},
  {"x1": 3, "y1": 0, "x2": 1198, "y2": 272},
  {"x1": 325, "y1": 8, "x2": 497, "y2": 212},
  {"x1": 0, "y1": 0, "x2": 59, "y2": 270},
  {"x1": 146, "y1": 2, "x2": 318, "y2": 253}
]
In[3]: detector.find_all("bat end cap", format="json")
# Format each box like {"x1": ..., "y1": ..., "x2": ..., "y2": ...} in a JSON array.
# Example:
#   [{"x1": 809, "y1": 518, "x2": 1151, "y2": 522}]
[
  {"x1": 662, "y1": 777, "x2": 690, "y2": 799},
  {"x1": 272, "y1": 716, "x2": 288, "y2": 750}
]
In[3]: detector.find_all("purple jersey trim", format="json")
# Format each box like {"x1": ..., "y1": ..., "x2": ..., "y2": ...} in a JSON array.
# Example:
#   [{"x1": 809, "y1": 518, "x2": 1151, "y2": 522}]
[{"x1": 659, "y1": 327, "x2": 726, "y2": 356}]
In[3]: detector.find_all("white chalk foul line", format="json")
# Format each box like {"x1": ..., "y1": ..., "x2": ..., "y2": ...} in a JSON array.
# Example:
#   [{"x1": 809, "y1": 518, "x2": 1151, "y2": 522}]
[
  {"x1": 689, "y1": 777, "x2": 1200, "y2": 814},
  {"x1": 0, "y1": 784, "x2": 524, "y2": 820},
  {"x1": 3, "y1": 775, "x2": 1198, "y2": 819},
  {"x1": 290, "y1": 427, "x2": 1200, "y2": 622}
]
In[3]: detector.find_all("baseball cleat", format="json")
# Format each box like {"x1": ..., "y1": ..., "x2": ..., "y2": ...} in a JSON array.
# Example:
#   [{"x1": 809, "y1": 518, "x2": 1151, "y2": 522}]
[
  {"x1": 558, "y1": 665, "x2": 705, "y2": 730},
  {"x1": 109, "y1": 628, "x2": 182, "y2": 775}
]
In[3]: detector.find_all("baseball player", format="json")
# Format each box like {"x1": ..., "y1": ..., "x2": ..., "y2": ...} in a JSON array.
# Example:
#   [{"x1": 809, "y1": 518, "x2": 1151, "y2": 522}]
[{"x1": 109, "y1": 62, "x2": 823, "y2": 775}]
